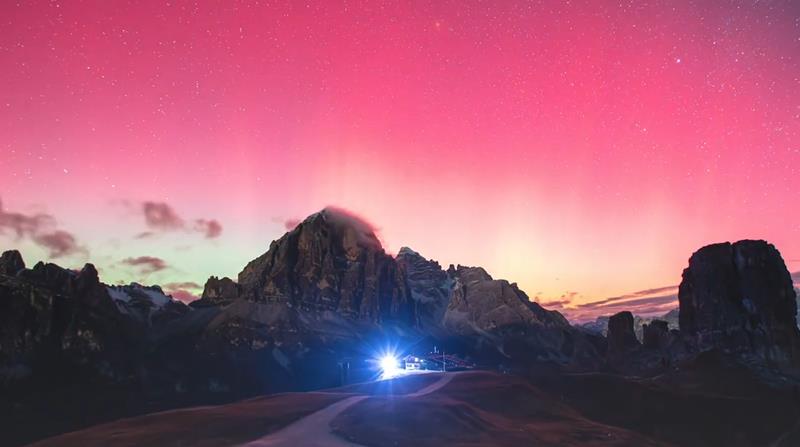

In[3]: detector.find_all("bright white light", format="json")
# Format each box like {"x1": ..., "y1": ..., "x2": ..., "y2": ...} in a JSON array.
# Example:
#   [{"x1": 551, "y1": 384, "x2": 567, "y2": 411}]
[{"x1": 379, "y1": 354, "x2": 399, "y2": 379}]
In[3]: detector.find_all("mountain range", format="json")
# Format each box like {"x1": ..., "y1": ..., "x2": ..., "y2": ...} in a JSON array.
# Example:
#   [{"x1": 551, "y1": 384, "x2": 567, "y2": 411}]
[{"x1": 2, "y1": 207, "x2": 800, "y2": 446}]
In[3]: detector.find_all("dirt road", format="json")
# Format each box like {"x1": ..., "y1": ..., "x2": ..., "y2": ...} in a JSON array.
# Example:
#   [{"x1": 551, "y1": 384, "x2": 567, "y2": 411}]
[{"x1": 241, "y1": 373, "x2": 455, "y2": 447}]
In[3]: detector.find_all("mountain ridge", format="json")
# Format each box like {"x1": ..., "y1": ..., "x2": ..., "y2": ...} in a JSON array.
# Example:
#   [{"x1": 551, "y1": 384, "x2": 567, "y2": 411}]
[{"x1": 2, "y1": 209, "x2": 800, "y2": 446}]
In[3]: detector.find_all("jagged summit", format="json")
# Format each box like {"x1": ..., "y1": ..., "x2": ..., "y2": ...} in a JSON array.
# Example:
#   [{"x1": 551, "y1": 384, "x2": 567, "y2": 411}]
[
  {"x1": 396, "y1": 246, "x2": 420, "y2": 257},
  {"x1": 236, "y1": 207, "x2": 411, "y2": 322},
  {"x1": 293, "y1": 206, "x2": 384, "y2": 251},
  {"x1": 0, "y1": 250, "x2": 25, "y2": 276}
]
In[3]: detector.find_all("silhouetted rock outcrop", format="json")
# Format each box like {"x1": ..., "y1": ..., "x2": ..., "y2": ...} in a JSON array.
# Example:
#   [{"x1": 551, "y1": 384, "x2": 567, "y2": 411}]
[
  {"x1": 191, "y1": 276, "x2": 239, "y2": 307},
  {"x1": 579, "y1": 309, "x2": 679, "y2": 340},
  {"x1": 75, "y1": 263, "x2": 118, "y2": 312},
  {"x1": 0, "y1": 253, "x2": 132, "y2": 376},
  {"x1": 0, "y1": 250, "x2": 25, "y2": 276},
  {"x1": 642, "y1": 320, "x2": 672, "y2": 350},
  {"x1": 606, "y1": 311, "x2": 683, "y2": 375},
  {"x1": 679, "y1": 240, "x2": 800, "y2": 364},
  {"x1": 607, "y1": 311, "x2": 640, "y2": 353}
]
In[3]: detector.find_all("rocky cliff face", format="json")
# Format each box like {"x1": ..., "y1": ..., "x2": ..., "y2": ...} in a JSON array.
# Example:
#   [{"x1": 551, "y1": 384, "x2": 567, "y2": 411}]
[
  {"x1": 0, "y1": 250, "x2": 25, "y2": 276},
  {"x1": 108, "y1": 283, "x2": 190, "y2": 326},
  {"x1": 606, "y1": 311, "x2": 640, "y2": 354},
  {"x1": 579, "y1": 309, "x2": 679, "y2": 340},
  {"x1": 236, "y1": 207, "x2": 415, "y2": 325},
  {"x1": 642, "y1": 320, "x2": 672, "y2": 350},
  {"x1": 0, "y1": 255, "x2": 136, "y2": 377},
  {"x1": 0, "y1": 251, "x2": 194, "y2": 370},
  {"x1": 395, "y1": 247, "x2": 451, "y2": 330},
  {"x1": 605, "y1": 311, "x2": 685, "y2": 375},
  {"x1": 443, "y1": 265, "x2": 568, "y2": 334},
  {"x1": 0, "y1": 250, "x2": 230, "y2": 446},
  {"x1": 441, "y1": 265, "x2": 603, "y2": 366},
  {"x1": 218, "y1": 208, "x2": 597, "y2": 367},
  {"x1": 679, "y1": 240, "x2": 800, "y2": 364},
  {"x1": 191, "y1": 276, "x2": 239, "y2": 308}
]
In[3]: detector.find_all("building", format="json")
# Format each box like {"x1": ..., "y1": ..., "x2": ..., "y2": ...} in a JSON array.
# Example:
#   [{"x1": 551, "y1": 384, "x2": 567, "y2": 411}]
[{"x1": 403, "y1": 355, "x2": 422, "y2": 370}]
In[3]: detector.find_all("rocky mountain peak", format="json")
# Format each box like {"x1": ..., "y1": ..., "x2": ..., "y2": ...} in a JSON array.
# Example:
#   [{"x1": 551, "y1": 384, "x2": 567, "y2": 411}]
[
  {"x1": 444, "y1": 264, "x2": 569, "y2": 334},
  {"x1": 396, "y1": 246, "x2": 451, "y2": 329},
  {"x1": 679, "y1": 239, "x2": 799, "y2": 363},
  {"x1": 308, "y1": 206, "x2": 383, "y2": 252},
  {"x1": 642, "y1": 320, "x2": 671, "y2": 350},
  {"x1": 77, "y1": 263, "x2": 100, "y2": 284},
  {"x1": 396, "y1": 247, "x2": 446, "y2": 278},
  {"x1": 607, "y1": 311, "x2": 640, "y2": 352},
  {"x1": 235, "y1": 207, "x2": 412, "y2": 323},
  {"x1": 396, "y1": 246, "x2": 419, "y2": 257},
  {"x1": 449, "y1": 265, "x2": 493, "y2": 283},
  {"x1": 192, "y1": 276, "x2": 239, "y2": 307},
  {"x1": 0, "y1": 250, "x2": 25, "y2": 276}
]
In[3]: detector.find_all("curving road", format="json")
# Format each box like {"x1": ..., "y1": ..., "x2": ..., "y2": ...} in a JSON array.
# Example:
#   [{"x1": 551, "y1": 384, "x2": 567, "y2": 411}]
[{"x1": 241, "y1": 373, "x2": 456, "y2": 447}]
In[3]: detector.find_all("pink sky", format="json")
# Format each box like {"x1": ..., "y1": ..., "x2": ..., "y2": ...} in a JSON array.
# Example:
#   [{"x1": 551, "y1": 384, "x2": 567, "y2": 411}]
[{"x1": 2, "y1": 1, "x2": 799, "y2": 321}]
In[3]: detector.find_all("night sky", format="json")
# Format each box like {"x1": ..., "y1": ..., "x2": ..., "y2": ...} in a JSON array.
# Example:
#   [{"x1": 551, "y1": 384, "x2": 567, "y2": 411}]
[{"x1": 2, "y1": 1, "x2": 799, "y2": 320}]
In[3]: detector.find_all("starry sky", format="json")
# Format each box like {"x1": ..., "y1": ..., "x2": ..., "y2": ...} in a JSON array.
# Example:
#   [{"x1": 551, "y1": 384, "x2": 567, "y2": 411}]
[{"x1": 2, "y1": 0, "x2": 799, "y2": 321}]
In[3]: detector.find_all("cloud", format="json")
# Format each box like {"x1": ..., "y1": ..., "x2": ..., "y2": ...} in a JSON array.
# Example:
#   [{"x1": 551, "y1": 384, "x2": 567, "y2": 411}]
[
  {"x1": 566, "y1": 293, "x2": 679, "y2": 323},
  {"x1": 137, "y1": 201, "x2": 223, "y2": 239},
  {"x1": 163, "y1": 281, "x2": 202, "y2": 290},
  {"x1": 577, "y1": 284, "x2": 679, "y2": 308},
  {"x1": 121, "y1": 256, "x2": 168, "y2": 274},
  {"x1": 194, "y1": 219, "x2": 222, "y2": 238},
  {"x1": 163, "y1": 281, "x2": 202, "y2": 303},
  {"x1": 284, "y1": 218, "x2": 301, "y2": 231},
  {"x1": 535, "y1": 291, "x2": 581, "y2": 310},
  {"x1": 0, "y1": 201, "x2": 53, "y2": 237},
  {"x1": 538, "y1": 298, "x2": 572, "y2": 309},
  {"x1": 168, "y1": 289, "x2": 198, "y2": 303},
  {"x1": 273, "y1": 206, "x2": 386, "y2": 249},
  {"x1": 322, "y1": 206, "x2": 387, "y2": 249},
  {"x1": 32, "y1": 231, "x2": 85, "y2": 258},
  {"x1": 576, "y1": 293, "x2": 678, "y2": 311},
  {"x1": 569, "y1": 270, "x2": 798, "y2": 323},
  {"x1": 0, "y1": 198, "x2": 86, "y2": 258},
  {"x1": 557, "y1": 284, "x2": 681, "y2": 323},
  {"x1": 142, "y1": 201, "x2": 184, "y2": 230}
]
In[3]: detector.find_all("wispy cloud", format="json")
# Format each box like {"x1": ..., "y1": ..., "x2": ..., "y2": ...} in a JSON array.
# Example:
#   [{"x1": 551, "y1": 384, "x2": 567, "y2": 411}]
[
  {"x1": 143, "y1": 201, "x2": 184, "y2": 231},
  {"x1": 194, "y1": 219, "x2": 222, "y2": 238},
  {"x1": 135, "y1": 201, "x2": 223, "y2": 239},
  {"x1": 163, "y1": 281, "x2": 202, "y2": 303},
  {"x1": 121, "y1": 256, "x2": 169, "y2": 274},
  {"x1": 163, "y1": 281, "x2": 202, "y2": 291},
  {"x1": 33, "y1": 230, "x2": 86, "y2": 258},
  {"x1": 576, "y1": 293, "x2": 678, "y2": 311},
  {"x1": 168, "y1": 289, "x2": 198, "y2": 303},
  {"x1": 283, "y1": 218, "x2": 301, "y2": 231},
  {"x1": 0, "y1": 197, "x2": 86, "y2": 258},
  {"x1": 567, "y1": 269, "x2": 797, "y2": 323},
  {"x1": 558, "y1": 285, "x2": 680, "y2": 323},
  {"x1": 535, "y1": 291, "x2": 581, "y2": 310},
  {"x1": 579, "y1": 285, "x2": 679, "y2": 308}
]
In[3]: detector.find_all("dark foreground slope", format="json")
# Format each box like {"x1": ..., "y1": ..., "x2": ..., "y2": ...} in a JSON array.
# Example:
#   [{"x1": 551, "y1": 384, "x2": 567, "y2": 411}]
[
  {"x1": 28, "y1": 374, "x2": 443, "y2": 447},
  {"x1": 32, "y1": 369, "x2": 800, "y2": 447}
]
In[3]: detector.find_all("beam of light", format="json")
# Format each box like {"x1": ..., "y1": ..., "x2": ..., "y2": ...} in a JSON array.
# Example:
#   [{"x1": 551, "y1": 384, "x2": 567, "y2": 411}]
[{"x1": 378, "y1": 352, "x2": 400, "y2": 380}]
